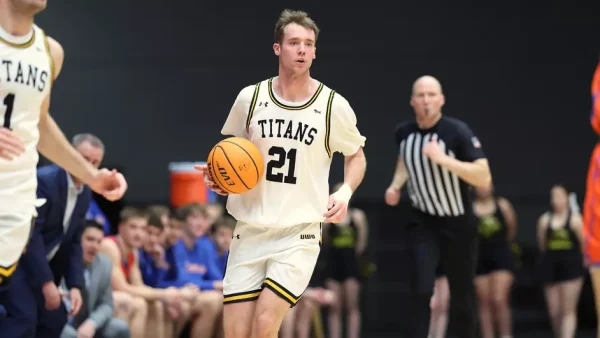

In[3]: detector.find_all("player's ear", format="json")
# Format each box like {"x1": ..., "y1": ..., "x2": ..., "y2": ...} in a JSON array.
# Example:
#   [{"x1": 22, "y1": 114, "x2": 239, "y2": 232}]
[{"x1": 273, "y1": 43, "x2": 281, "y2": 56}]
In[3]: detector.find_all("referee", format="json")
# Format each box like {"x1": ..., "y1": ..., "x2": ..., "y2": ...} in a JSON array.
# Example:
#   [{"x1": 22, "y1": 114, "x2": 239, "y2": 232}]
[{"x1": 385, "y1": 76, "x2": 492, "y2": 338}]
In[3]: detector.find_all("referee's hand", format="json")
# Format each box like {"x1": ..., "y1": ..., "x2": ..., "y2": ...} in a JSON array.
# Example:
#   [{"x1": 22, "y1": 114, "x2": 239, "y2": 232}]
[
  {"x1": 385, "y1": 186, "x2": 400, "y2": 206},
  {"x1": 323, "y1": 195, "x2": 347, "y2": 223}
]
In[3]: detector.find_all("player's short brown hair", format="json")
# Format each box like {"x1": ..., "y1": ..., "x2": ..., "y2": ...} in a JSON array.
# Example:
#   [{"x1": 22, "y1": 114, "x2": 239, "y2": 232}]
[
  {"x1": 146, "y1": 205, "x2": 170, "y2": 219},
  {"x1": 274, "y1": 9, "x2": 320, "y2": 44},
  {"x1": 119, "y1": 207, "x2": 147, "y2": 224},
  {"x1": 175, "y1": 203, "x2": 208, "y2": 221},
  {"x1": 213, "y1": 215, "x2": 236, "y2": 232}
]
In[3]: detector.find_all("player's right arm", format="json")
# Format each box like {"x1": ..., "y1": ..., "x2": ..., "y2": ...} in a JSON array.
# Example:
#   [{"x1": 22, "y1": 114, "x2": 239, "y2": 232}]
[
  {"x1": 537, "y1": 213, "x2": 549, "y2": 252},
  {"x1": 196, "y1": 85, "x2": 256, "y2": 194},
  {"x1": 100, "y1": 239, "x2": 175, "y2": 302}
]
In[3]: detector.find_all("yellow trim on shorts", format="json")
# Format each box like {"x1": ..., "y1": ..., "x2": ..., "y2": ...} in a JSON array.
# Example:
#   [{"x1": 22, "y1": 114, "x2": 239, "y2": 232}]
[
  {"x1": 263, "y1": 278, "x2": 300, "y2": 306},
  {"x1": 0, "y1": 262, "x2": 18, "y2": 279},
  {"x1": 324, "y1": 91, "x2": 336, "y2": 157},
  {"x1": 245, "y1": 82, "x2": 261, "y2": 131},
  {"x1": 0, "y1": 29, "x2": 36, "y2": 49},
  {"x1": 223, "y1": 289, "x2": 262, "y2": 305},
  {"x1": 267, "y1": 77, "x2": 324, "y2": 110}
]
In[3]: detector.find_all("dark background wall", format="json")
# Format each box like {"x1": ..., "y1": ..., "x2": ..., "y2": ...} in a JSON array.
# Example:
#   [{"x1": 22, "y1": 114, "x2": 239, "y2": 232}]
[{"x1": 35, "y1": 1, "x2": 600, "y2": 335}]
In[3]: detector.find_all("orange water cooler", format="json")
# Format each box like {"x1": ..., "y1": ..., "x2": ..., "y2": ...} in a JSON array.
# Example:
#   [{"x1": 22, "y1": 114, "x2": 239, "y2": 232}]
[{"x1": 168, "y1": 162, "x2": 218, "y2": 208}]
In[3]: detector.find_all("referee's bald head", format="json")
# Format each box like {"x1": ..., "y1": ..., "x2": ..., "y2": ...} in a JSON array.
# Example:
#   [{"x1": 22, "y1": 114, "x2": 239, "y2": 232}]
[{"x1": 412, "y1": 75, "x2": 443, "y2": 96}]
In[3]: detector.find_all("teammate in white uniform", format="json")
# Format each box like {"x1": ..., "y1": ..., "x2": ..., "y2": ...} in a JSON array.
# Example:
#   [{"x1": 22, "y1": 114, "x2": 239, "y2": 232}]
[
  {"x1": 0, "y1": 0, "x2": 127, "y2": 287},
  {"x1": 197, "y1": 9, "x2": 367, "y2": 338}
]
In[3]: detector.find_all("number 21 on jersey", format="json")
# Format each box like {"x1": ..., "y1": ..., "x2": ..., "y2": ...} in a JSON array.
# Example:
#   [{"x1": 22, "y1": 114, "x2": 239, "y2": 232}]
[
  {"x1": 2, "y1": 93, "x2": 16, "y2": 129},
  {"x1": 266, "y1": 146, "x2": 298, "y2": 184}
]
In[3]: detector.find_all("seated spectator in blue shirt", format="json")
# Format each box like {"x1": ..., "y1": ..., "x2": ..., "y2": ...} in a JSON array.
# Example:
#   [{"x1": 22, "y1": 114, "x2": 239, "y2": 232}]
[
  {"x1": 162, "y1": 203, "x2": 224, "y2": 337},
  {"x1": 86, "y1": 199, "x2": 112, "y2": 235},
  {"x1": 212, "y1": 216, "x2": 236, "y2": 277},
  {"x1": 138, "y1": 212, "x2": 169, "y2": 288}
]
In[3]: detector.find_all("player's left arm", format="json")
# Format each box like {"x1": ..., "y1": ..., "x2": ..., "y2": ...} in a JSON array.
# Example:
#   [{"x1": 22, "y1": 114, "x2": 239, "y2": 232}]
[
  {"x1": 498, "y1": 196, "x2": 518, "y2": 242},
  {"x1": 36, "y1": 37, "x2": 99, "y2": 186},
  {"x1": 428, "y1": 123, "x2": 491, "y2": 188},
  {"x1": 571, "y1": 212, "x2": 584, "y2": 252}
]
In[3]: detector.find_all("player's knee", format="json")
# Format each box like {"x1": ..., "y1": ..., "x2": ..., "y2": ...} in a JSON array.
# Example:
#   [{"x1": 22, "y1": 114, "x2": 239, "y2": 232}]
[
  {"x1": 113, "y1": 292, "x2": 134, "y2": 316},
  {"x1": 150, "y1": 300, "x2": 165, "y2": 318},
  {"x1": 198, "y1": 291, "x2": 223, "y2": 315},
  {"x1": 254, "y1": 310, "x2": 281, "y2": 337},
  {"x1": 491, "y1": 294, "x2": 508, "y2": 311},
  {"x1": 132, "y1": 296, "x2": 148, "y2": 317}
]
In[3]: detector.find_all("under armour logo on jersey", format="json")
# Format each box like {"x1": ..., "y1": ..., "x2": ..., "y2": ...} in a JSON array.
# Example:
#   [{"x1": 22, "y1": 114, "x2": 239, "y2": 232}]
[
  {"x1": 232, "y1": 234, "x2": 240, "y2": 239},
  {"x1": 300, "y1": 234, "x2": 316, "y2": 239},
  {"x1": 259, "y1": 102, "x2": 268, "y2": 107},
  {"x1": 314, "y1": 109, "x2": 321, "y2": 114}
]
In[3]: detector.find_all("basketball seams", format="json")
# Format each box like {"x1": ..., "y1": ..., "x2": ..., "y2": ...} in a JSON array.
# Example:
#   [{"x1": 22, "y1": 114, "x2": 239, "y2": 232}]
[
  {"x1": 220, "y1": 140, "x2": 261, "y2": 182},
  {"x1": 210, "y1": 146, "x2": 235, "y2": 194},
  {"x1": 218, "y1": 145, "x2": 251, "y2": 190}
]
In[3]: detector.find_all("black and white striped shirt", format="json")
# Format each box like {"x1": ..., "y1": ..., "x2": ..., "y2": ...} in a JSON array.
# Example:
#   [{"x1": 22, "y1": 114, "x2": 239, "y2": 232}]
[{"x1": 395, "y1": 116, "x2": 485, "y2": 217}]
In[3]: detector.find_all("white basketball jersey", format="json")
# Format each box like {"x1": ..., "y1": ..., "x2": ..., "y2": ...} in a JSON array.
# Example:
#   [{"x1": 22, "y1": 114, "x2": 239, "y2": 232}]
[
  {"x1": 0, "y1": 24, "x2": 53, "y2": 215},
  {"x1": 221, "y1": 77, "x2": 366, "y2": 228}
]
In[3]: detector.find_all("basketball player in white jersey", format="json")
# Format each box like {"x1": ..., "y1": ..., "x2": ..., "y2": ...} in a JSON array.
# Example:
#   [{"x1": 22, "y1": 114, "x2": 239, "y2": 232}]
[
  {"x1": 0, "y1": 0, "x2": 127, "y2": 288},
  {"x1": 196, "y1": 9, "x2": 367, "y2": 338}
]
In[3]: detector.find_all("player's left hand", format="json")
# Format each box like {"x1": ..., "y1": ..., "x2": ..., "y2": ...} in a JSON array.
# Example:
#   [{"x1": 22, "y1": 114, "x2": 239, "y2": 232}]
[
  {"x1": 323, "y1": 194, "x2": 348, "y2": 223},
  {"x1": 87, "y1": 168, "x2": 128, "y2": 201},
  {"x1": 69, "y1": 288, "x2": 82, "y2": 316},
  {"x1": 422, "y1": 140, "x2": 447, "y2": 164}
]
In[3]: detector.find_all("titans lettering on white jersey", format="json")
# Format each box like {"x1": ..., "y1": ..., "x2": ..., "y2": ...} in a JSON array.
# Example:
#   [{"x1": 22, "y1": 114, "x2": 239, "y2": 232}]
[
  {"x1": 396, "y1": 116, "x2": 485, "y2": 217},
  {"x1": 0, "y1": 24, "x2": 54, "y2": 215},
  {"x1": 221, "y1": 77, "x2": 366, "y2": 228}
]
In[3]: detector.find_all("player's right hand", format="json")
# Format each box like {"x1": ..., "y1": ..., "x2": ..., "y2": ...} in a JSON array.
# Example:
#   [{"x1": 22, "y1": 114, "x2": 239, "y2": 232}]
[
  {"x1": 194, "y1": 164, "x2": 229, "y2": 196},
  {"x1": 42, "y1": 281, "x2": 62, "y2": 310},
  {"x1": 0, "y1": 127, "x2": 25, "y2": 160},
  {"x1": 385, "y1": 186, "x2": 401, "y2": 206}
]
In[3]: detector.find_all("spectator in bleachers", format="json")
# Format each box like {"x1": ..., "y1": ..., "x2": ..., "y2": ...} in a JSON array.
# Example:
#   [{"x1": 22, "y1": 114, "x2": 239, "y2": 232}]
[
  {"x1": 146, "y1": 205, "x2": 171, "y2": 246},
  {"x1": 205, "y1": 203, "x2": 225, "y2": 227},
  {"x1": 159, "y1": 203, "x2": 223, "y2": 338},
  {"x1": 324, "y1": 182, "x2": 369, "y2": 338},
  {"x1": 101, "y1": 207, "x2": 192, "y2": 338},
  {"x1": 212, "y1": 215, "x2": 236, "y2": 276},
  {"x1": 61, "y1": 220, "x2": 130, "y2": 338},
  {"x1": 538, "y1": 185, "x2": 585, "y2": 338}
]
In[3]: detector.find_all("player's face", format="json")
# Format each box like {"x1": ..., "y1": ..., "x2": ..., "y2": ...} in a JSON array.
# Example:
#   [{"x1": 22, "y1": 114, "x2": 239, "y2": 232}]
[
  {"x1": 411, "y1": 81, "x2": 445, "y2": 120},
  {"x1": 81, "y1": 227, "x2": 103, "y2": 264},
  {"x1": 214, "y1": 226, "x2": 233, "y2": 253},
  {"x1": 551, "y1": 186, "x2": 569, "y2": 212},
  {"x1": 120, "y1": 217, "x2": 148, "y2": 248},
  {"x1": 9, "y1": 0, "x2": 47, "y2": 15},
  {"x1": 274, "y1": 23, "x2": 316, "y2": 75},
  {"x1": 186, "y1": 211, "x2": 210, "y2": 238},
  {"x1": 143, "y1": 225, "x2": 162, "y2": 251},
  {"x1": 76, "y1": 141, "x2": 104, "y2": 168},
  {"x1": 165, "y1": 219, "x2": 183, "y2": 245}
]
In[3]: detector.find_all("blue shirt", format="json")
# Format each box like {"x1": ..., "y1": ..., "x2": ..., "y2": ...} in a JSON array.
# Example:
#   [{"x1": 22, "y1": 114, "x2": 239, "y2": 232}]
[
  {"x1": 161, "y1": 237, "x2": 223, "y2": 290},
  {"x1": 86, "y1": 199, "x2": 111, "y2": 235},
  {"x1": 138, "y1": 249, "x2": 168, "y2": 288},
  {"x1": 216, "y1": 251, "x2": 228, "y2": 277}
]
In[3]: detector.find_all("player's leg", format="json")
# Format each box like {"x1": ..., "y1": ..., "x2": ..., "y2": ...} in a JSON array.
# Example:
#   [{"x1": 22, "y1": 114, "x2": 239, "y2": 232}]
[
  {"x1": 475, "y1": 274, "x2": 494, "y2": 338},
  {"x1": 544, "y1": 282, "x2": 562, "y2": 335},
  {"x1": 146, "y1": 300, "x2": 166, "y2": 338},
  {"x1": 112, "y1": 291, "x2": 134, "y2": 322},
  {"x1": 558, "y1": 277, "x2": 584, "y2": 338},
  {"x1": 438, "y1": 221, "x2": 478, "y2": 338},
  {"x1": 343, "y1": 277, "x2": 361, "y2": 338},
  {"x1": 280, "y1": 305, "x2": 297, "y2": 338},
  {"x1": 429, "y1": 276, "x2": 450, "y2": 338},
  {"x1": 189, "y1": 290, "x2": 222, "y2": 338},
  {"x1": 325, "y1": 279, "x2": 343, "y2": 338},
  {"x1": 223, "y1": 222, "x2": 268, "y2": 338},
  {"x1": 253, "y1": 222, "x2": 321, "y2": 338},
  {"x1": 129, "y1": 296, "x2": 149, "y2": 338},
  {"x1": 490, "y1": 270, "x2": 514, "y2": 338},
  {"x1": 590, "y1": 267, "x2": 600, "y2": 338}
]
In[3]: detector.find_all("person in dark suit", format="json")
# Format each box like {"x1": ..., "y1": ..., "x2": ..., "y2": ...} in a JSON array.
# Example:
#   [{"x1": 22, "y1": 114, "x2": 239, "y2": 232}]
[
  {"x1": 61, "y1": 220, "x2": 130, "y2": 338},
  {"x1": 0, "y1": 134, "x2": 108, "y2": 337}
]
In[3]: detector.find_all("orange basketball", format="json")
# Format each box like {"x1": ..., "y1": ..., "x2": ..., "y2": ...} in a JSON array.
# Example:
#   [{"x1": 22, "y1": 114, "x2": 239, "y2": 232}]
[{"x1": 207, "y1": 137, "x2": 264, "y2": 194}]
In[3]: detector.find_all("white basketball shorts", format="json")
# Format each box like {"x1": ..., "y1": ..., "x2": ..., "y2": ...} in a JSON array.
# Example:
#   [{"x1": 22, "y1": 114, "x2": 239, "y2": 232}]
[
  {"x1": 223, "y1": 221, "x2": 321, "y2": 307},
  {"x1": 0, "y1": 212, "x2": 34, "y2": 283}
]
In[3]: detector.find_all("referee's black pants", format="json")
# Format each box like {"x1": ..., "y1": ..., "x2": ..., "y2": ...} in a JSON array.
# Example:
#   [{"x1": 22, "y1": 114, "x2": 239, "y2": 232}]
[{"x1": 399, "y1": 211, "x2": 478, "y2": 338}]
